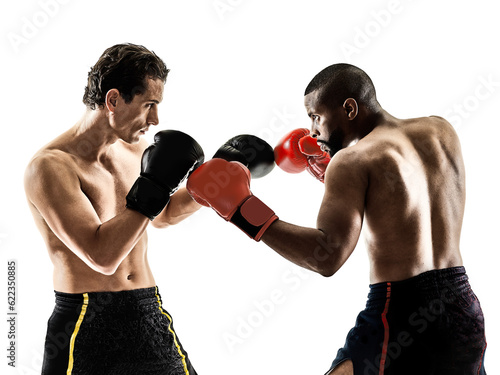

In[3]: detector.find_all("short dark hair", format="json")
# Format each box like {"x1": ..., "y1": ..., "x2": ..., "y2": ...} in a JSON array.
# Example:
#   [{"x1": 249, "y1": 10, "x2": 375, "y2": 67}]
[
  {"x1": 83, "y1": 43, "x2": 169, "y2": 110},
  {"x1": 304, "y1": 63, "x2": 379, "y2": 110}
]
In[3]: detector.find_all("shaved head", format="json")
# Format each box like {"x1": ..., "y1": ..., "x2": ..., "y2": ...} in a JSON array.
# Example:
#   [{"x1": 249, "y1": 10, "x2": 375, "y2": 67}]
[{"x1": 305, "y1": 63, "x2": 379, "y2": 111}]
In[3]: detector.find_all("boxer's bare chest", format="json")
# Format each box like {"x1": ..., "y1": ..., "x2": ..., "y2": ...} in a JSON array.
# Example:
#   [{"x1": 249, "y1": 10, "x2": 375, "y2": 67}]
[{"x1": 75, "y1": 147, "x2": 141, "y2": 221}]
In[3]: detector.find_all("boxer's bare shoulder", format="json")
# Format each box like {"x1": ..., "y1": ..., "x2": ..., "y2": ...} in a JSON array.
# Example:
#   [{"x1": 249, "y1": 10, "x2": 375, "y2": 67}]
[
  {"x1": 331, "y1": 115, "x2": 465, "y2": 283},
  {"x1": 26, "y1": 133, "x2": 147, "y2": 218},
  {"x1": 25, "y1": 143, "x2": 82, "y2": 220}
]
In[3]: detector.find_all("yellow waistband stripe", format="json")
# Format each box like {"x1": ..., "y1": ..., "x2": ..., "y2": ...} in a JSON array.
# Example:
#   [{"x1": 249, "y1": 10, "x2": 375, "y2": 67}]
[
  {"x1": 66, "y1": 293, "x2": 89, "y2": 375},
  {"x1": 155, "y1": 287, "x2": 190, "y2": 375}
]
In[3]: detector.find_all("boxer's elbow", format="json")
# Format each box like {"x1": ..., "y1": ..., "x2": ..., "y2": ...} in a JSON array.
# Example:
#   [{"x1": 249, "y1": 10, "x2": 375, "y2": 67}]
[
  {"x1": 150, "y1": 218, "x2": 171, "y2": 229},
  {"x1": 96, "y1": 264, "x2": 119, "y2": 276},
  {"x1": 313, "y1": 262, "x2": 338, "y2": 278},
  {"x1": 84, "y1": 247, "x2": 121, "y2": 276},
  {"x1": 67, "y1": 242, "x2": 119, "y2": 276},
  {"x1": 318, "y1": 266, "x2": 337, "y2": 278},
  {"x1": 305, "y1": 242, "x2": 347, "y2": 278},
  {"x1": 304, "y1": 255, "x2": 338, "y2": 277},
  {"x1": 88, "y1": 257, "x2": 119, "y2": 276}
]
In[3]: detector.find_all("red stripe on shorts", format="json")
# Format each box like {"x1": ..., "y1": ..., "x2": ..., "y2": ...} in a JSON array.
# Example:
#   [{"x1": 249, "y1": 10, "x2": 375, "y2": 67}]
[
  {"x1": 477, "y1": 337, "x2": 487, "y2": 375},
  {"x1": 379, "y1": 282, "x2": 392, "y2": 375}
]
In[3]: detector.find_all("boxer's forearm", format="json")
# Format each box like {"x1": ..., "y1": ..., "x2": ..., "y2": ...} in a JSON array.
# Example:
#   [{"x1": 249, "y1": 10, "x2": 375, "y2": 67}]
[
  {"x1": 80, "y1": 190, "x2": 201, "y2": 274},
  {"x1": 261, "y1": 220, "x2": 345, "y2": 277},
  {"x1": 82, "y1": 209, "x2": 149, "y2": 275},
  {"x1": 151, "y1": 188, "x2": 202, "y2": 228}
]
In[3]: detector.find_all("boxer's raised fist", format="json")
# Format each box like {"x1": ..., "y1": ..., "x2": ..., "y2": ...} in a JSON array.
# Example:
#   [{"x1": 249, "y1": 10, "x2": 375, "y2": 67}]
[
  {"x1": 186, "y1": 158, "x2": 278, "y2": 241},
  {"x1": 274, "y1": 128, "x2": 330, "y2": 182},
  {"x1": 127, "y1": 130, "x2": 205, "y2": 220},
  {"x1": 213, "y1": 134, "x2": 275, "y2": 178},
  {"x1": 298, "y1": 134, "x2": 331, "y2": 182}
]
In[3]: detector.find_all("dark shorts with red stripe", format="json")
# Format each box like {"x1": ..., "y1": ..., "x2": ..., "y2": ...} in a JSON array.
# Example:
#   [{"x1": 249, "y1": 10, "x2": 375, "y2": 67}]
[
  {"x1": 326, "y1": 267, "x2": 487, "y2": 375},
  {"x1": 41, "y1": 286, "x2": 197, "y2": 375}
]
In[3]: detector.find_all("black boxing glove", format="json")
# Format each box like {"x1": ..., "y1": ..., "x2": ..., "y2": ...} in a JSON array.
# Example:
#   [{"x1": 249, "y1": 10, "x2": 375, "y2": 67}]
[
  {"x1": 126, "y1": 130, "x2": 205, "y2": 220},
  {"x1": 213, "y1": 134, "x2": 275, "y2": 178}
]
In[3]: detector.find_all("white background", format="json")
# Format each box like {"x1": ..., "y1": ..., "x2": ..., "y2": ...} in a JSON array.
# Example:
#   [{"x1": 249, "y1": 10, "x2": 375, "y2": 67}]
[{"x1": 1, "y1": 0, "x2": 498, "y2": 374}]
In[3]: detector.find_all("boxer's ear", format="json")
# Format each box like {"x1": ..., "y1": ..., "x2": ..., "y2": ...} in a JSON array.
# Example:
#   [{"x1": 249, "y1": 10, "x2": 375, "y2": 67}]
[
  {"x1": 343, "y1": 98, "x2": 358, "y2": 120},
  {"x1": 105, "y1": 89, "x2": 120, "y2": 113}
]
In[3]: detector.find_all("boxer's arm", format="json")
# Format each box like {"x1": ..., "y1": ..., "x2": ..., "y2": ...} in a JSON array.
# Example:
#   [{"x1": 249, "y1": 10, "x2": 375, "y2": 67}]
[
  {"x1": 25, "y1": 153, "x2": 149, "y2": 275},
  {"x1": 151, "y1": 187, "x2": 202, "y2": 228},
  {"x1": 261, "y1": 152, "x2": 366, "y2": 276}
]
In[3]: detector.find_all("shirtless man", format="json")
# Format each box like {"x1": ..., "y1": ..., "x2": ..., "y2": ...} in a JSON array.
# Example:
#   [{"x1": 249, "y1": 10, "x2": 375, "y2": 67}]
[
  {"x1": 24, "y1": 44, "x2": 203, "y2": 374},
  {"x1": 186, "y1": 64, "x2": 487, "y2": 374}
]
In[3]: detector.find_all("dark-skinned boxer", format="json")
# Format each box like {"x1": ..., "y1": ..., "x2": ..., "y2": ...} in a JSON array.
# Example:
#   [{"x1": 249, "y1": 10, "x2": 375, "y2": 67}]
[{"x1": 186, "y1": 63, "x2": 487, "y2": 375}]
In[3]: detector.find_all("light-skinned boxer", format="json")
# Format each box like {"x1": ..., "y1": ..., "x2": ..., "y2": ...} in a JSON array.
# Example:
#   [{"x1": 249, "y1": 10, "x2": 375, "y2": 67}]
[{"x1": 25, "y1": 44, "x2": 204, "y2": 375}]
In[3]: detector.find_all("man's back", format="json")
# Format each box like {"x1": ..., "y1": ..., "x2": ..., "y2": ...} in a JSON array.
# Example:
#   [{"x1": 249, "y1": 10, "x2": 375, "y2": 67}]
[
  {"x1": 255, "y1": 63, "x2": 487, "y2": 374},
  {"x1": 320, "y1": 114, "x2": 487, "y2": 375},
  {"x1": 352, "y1": 115, "x2": 465, "y2": 283}
]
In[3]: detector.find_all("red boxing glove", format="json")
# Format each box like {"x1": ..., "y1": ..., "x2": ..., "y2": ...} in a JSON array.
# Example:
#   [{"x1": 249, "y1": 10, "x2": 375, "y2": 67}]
[
  {"x1": 274, "y1": 128, "x2": 331, "y2": 182},
  {"x1": 186, "y1": 159, "x2": 278, "y2": 241},
  {"x1": 298, "y1": 134, "x2": 331, "y2": 182}
]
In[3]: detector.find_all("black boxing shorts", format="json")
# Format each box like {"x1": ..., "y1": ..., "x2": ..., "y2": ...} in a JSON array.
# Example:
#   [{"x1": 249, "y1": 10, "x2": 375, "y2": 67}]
[
  {"x1": 326, "y1": 267, "x2": 487, "y2": 375},
  {"x1": 42, "y1": 286, "x2": 197, "y2": 375}
]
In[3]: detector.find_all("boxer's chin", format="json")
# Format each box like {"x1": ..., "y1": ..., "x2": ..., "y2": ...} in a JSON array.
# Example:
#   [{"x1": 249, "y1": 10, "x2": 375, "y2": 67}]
[
  {"x1": 126, "y1": 133, "x2": 142, "y2": 144},
  {"x1": 327, "y1": 148, "x2": 338, "y2": 158},
  {"x1": 325, "y1": 130, "x2": 345, "y2": 157},
  {"x1": 324, "y1": 141, "x2": 342, "y2": 158}
]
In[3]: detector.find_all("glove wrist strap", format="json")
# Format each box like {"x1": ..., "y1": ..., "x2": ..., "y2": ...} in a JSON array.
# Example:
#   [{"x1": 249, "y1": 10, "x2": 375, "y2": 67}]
[{"x1": 230, "y1": 196, "x2": 278, "y2": 241}]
